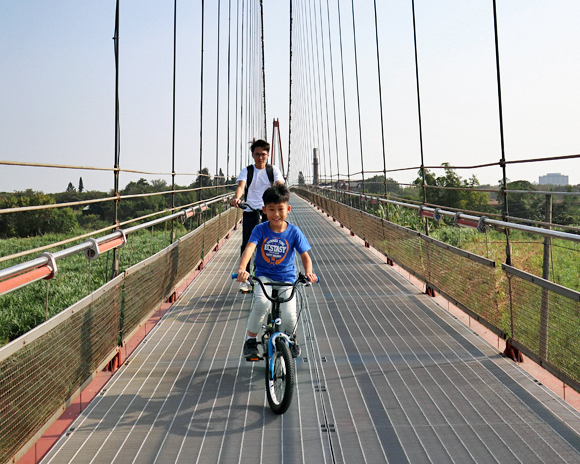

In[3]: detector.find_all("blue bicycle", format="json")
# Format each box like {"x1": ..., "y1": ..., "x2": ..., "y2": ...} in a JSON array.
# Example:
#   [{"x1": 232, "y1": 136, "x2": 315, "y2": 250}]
[{"x1": 233, "y1": 272, "x2": 316, "y2": 414}]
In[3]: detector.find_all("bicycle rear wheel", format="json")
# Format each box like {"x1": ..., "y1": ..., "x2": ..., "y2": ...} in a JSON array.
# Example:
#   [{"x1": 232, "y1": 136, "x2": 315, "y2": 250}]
[{"x1": 265, "y1": 337, "x2": 295, "y2": 414}]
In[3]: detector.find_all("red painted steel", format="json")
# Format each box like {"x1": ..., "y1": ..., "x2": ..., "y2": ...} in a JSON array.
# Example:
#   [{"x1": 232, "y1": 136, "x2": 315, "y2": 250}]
[
  {"x1": 98, "y1": 237, "x2": 125, "y2": 254},
  {"x1": 0, "y1": 265, "x2": 53, "y2": 295}
]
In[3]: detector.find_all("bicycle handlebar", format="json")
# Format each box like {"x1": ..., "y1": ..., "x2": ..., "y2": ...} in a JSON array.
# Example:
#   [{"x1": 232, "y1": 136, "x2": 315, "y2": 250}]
[
  {"x1": 232, "y1": 272, "x2": 319, "y2": 303},
  {"x1": 236, "y1": 201, "x2": 261, "y2": 213}
]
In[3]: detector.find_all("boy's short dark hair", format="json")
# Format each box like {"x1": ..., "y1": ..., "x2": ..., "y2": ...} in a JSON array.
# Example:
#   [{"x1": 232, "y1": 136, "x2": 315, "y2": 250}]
[
  {"x1": 263, "y1": 183, "x2": 290, "y2": 205},
  {"x1": 250, "y1": 139, "x2": 270, "y2": 153}
]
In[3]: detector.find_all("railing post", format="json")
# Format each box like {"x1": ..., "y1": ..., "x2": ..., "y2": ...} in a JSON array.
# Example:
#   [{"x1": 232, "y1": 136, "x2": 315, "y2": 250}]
[{"x1": 539, "y1": 194, "x2": 552, "y2": 359}]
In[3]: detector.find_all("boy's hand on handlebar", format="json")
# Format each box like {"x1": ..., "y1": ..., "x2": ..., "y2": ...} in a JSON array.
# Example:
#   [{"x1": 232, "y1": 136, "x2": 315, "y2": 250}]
[
  {"x1": 236, "y1": 269, "x2": 250, "y2": 282},
  {"x1": 305, "y1": 272, "x2": 318, "y2": 283},
  {"x1": 230, "y1": 197, "x2": 241, "y2": 207}
]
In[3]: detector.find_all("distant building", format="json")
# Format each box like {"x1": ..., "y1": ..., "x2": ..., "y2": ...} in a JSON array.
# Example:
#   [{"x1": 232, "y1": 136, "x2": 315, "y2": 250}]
[{"x1": 539, "y1": 173, "x2": 568, "y2": 186}]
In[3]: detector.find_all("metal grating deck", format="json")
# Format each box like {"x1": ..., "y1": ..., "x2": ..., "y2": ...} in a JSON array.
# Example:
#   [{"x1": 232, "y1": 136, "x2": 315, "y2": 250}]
[{"x1": 42, "y1": 196, "x2": 580, "y2": 463}]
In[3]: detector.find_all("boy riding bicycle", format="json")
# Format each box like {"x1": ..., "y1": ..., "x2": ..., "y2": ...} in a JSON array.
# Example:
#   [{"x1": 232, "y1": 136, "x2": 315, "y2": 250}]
[{"x1": 236, "y1": 184, "x2": 317, "y2": 360}]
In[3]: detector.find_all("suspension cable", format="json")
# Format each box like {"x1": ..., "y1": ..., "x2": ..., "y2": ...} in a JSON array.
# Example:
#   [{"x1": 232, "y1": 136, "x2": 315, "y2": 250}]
[
  {"x1": 260, "y1": 0, "x2": 267, "y2": 137},
  {"x1": 372, "y1": 0, "x2": 388, "y2": 199},
  {"x1": 171, "y1": 0, "x2": 178, "y2": 243},
  {"x1": 199, "y1": 0, "x2": 206, "y2": 178},
  {"x1": 411, "y1": 0, "x2": 426, "y2": 209},
  {"x1": 349, "y1": 0, "x2": 365, "y2": 194},
  {"x1": 315, "y1": 0, "x2": 333, "y2": 187},
  {"x1": 112, "y1": 0, "x2": 121, "y2": 278},
  {"x1": 336, "y1": 0, "x2": 351, "y2": 189},
  {"x1": 324, "y1": 0, "x2": 341, "y2": 188},
  {"x1": 492, "y1": 0, "x2": 513, "y2": 266},
  {"x1": 287, "y1": 0, "x2": 293, "y2": 182},
  {"x1": 227, "y1": 0, "x2": 232, "y2": 179},
  {"x1": 216, "y1": 0, "x2": 222, "y2": 180}
]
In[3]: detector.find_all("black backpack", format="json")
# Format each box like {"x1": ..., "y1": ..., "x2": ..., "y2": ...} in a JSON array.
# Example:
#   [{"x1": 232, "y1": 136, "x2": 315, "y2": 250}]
[{"x1": 244, "y1": 164, "x2": 274, "y2": 201}]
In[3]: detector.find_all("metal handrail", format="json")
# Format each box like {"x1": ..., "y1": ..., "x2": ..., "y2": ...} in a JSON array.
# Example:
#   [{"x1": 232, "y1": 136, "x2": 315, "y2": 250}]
[
  {"x1": 0, "y1": 193, "x2": 233, "y2": 288},
  {"x1": 312, "y1": 187, "x2": 580, "y2": 243}
]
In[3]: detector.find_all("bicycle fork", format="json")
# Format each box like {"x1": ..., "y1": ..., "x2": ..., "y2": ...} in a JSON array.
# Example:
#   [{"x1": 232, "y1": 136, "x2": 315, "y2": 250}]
[{"x1": 265, "y1": 290, "x2": 292, "y2": 378}]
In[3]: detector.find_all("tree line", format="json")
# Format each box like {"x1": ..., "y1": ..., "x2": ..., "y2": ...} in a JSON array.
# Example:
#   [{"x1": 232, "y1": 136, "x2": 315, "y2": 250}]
[
  {"x1": 341, "y1": 165, "x2": 580, "y2": 228},
  {"x1": 2, "y1": 166, "x2": 579, "y2": 239},
  {"x1": 0, "y1": 170, "x2": 236, "y2": 239}
]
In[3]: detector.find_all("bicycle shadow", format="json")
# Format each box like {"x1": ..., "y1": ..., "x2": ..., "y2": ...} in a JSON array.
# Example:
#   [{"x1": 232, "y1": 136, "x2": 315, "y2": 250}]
[{"x1": 72, "y1": 364, "x2": 279, "y2": 439}]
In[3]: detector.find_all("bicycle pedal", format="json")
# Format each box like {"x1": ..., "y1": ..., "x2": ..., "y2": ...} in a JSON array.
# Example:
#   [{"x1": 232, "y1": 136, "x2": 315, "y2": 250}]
[{"x1": 245, "y1": 355, "x2": 262, "y2": 362}]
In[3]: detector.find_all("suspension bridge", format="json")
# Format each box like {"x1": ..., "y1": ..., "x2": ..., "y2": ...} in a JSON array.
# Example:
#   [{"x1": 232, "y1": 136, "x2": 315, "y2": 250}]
[{"x1": 1, "y1": 1, "x2": 580, "y2": 463}]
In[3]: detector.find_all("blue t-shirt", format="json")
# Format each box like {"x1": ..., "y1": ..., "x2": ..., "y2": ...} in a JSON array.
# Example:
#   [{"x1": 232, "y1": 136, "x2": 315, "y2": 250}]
[{"x1": 249, "y1": 221, "x2": 311, "y2": 283}]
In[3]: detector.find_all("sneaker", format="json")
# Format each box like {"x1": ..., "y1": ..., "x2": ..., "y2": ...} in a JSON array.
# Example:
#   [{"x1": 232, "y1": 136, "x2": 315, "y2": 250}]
[
  {"x1": 239, "y1": 281, "x2": 252, "y2": 293},
  {"x1": 290, "y1": 341, "x2": 301, "y2": 359},
  {"x1": 243, "y1": 338, "x2": 259, "y2": 359}
]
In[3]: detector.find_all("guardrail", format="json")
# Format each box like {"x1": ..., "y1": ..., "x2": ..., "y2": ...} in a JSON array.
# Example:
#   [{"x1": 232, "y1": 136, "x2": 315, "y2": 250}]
[
  {"x1": 293, "y1": 186, "x2": 580, "y2": 399},
  {"x1": 0, "y1": 194, "x2": 233, "y2": 297},
  {"x1": 0, "y1": 200, "x2": 241, "y2": 464},
  {"x1": 325, "y1": 187, "x2": 580, "y2": 243}
]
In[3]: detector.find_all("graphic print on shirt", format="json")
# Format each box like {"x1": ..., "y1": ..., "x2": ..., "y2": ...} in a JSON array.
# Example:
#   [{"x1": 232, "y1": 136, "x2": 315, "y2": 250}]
[{"x1": 261, "y1": 237, "x2": 289, "y2": 265}]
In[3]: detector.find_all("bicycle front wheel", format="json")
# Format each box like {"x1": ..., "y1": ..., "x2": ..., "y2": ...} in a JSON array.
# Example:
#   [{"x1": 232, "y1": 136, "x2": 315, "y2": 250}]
[{"x1": 265, "y1": 337, "x2": 295, "y2": 414}]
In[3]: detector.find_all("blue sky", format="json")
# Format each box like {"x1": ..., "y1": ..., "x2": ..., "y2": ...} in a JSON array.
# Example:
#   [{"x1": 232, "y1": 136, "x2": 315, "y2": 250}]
[{"x1": 1, "y1": 0, "x2": 579, "y2": 194}]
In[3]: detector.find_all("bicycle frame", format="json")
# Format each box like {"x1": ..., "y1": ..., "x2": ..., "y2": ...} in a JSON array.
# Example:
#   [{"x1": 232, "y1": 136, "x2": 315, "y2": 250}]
[
  {"x1": 232, "y1": 272, "x2": 309, "y2": 359},
  {"x1": 264, "y1": 286, "x2": 294, "y2": 379},
  {"x1": 233, "y1": 271, "x2": 317, "y2": 414}
]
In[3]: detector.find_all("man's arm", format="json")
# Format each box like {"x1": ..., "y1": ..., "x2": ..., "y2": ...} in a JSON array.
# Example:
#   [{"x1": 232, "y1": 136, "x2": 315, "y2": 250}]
[
  {"x1": 299, "y1": 251, "x2": 317, "y2": 283},
  {"x1": 273, "y1": 165, "x2": 285, "y2": 185},
  {"x1": 230, "y1": 180, "x2": 246, "y2": 207},
  {"x1": 236, "y1": 242, "x2": 256, "y2": 282}
]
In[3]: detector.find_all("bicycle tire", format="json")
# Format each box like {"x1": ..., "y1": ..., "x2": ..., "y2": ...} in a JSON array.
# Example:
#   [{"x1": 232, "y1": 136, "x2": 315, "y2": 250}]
[{"x1": 265, "y1": 337, "x2": 295, "y2": 414}]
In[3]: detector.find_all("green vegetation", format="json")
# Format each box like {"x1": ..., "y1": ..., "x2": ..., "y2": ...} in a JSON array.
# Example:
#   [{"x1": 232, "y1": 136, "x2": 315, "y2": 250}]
[
  {"x1": 358, "y1": 166, "x2": 580, "y2": 228},
  {"x1": 0, "y1": 170, "x2": 236, "y2": 239},
  {"x1": 369, "y1": 200, "x2": 580, "y2": 292},
  {"x1": 351, "y1": 167, "x2": 580, "y2": 293},
  {"x1": 0, "y1": 171, "x2": 235, "y2": 345},
  {"x1": 0, "y1": 217, "x2": 203, "y2": 345},
  {"x1": 413, "y1": 164, "x2": 492, "y2": 213},
  {"x1": 2, "y1": 166, "x2": 579, "y2": 344}
]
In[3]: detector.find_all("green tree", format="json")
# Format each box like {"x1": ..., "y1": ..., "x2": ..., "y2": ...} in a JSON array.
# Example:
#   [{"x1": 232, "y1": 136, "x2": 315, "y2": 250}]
[
  {"x1": 554, "y1": 188, "x2": 580, "y2": 225},
  {"x1": 0, "y1": 191, "x2": 78, "y2": 238},
  {"x1": 193, "y1": 168, "x2": 212, "y2": 188},
  {"x1": 501, "y1": 180, "x2": 542, "y2": 220},
  {"x1": 78, "y1": 177, "x2": 84, "y2": 193},
  {"x1": 414, "y1": 164, "x2": 489, "y2": 211},
  {"x1": 66, "y1": 182, "x2": 76, "y2": 193},
  {"x1": 214, "y1": 168, "x2": 225, "y2": 186},
  {"x1": 119, "y1": 178, "x2": 168, "y2": 221},
  {"x1": 363, "y1": 175, "x2": 402, "y2": 196}
]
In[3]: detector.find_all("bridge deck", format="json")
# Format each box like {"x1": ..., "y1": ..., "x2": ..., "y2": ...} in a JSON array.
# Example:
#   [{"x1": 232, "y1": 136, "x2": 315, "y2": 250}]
[{"x1": 42, "y1": 196, "x2": 580, "y2": 463}]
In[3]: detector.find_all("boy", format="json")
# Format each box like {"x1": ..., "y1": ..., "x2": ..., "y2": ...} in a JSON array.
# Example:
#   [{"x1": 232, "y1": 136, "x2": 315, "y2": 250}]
[{"x1": 236, "y1": 184, "x2": 317, "y2": 359}]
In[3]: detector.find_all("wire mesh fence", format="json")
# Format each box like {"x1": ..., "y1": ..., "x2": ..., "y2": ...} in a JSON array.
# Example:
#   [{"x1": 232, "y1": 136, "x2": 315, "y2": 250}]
[
  {"x1": 294, "y1": 187, "x2": 580, "y2": 393},
  {"x1": 0, "y1": 276, "x2": 122, "y2": 464},
  {"x1": 503, "y1": 265, "x2": 580, "y2": 387},
  {"x1": 0, "y1": 206, "x2": 242, "y2": 464}
]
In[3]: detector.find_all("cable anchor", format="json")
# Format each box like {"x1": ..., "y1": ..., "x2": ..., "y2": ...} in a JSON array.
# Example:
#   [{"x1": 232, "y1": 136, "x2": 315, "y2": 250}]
[
  {"x1": 85, "y1": 238, "x2": 100, "y2": 260},
  {"x1": 477, "y1": 216, "x2": 489, "y2": 233},
  {"x1": 39, "y1": 252, "x2": 58, "y2": 279}
]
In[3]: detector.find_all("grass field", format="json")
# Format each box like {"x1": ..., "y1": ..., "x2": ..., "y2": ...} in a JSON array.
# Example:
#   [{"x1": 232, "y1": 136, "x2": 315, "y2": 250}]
[
  {"x1": 0, "y1": 221, "x2": 191, "y2": 345},
  {"x1": 378, "y1": 203, "x2": 580, "y2": 292},
  {"x1": 430, "y1": 226, "x2": 580, "y2": 292}
]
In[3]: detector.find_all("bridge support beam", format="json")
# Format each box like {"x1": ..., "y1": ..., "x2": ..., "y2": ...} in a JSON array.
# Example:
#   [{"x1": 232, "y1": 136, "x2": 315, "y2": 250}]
[{"x1": 504, "y1": 340, "x2": 524, "y2": 363}]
